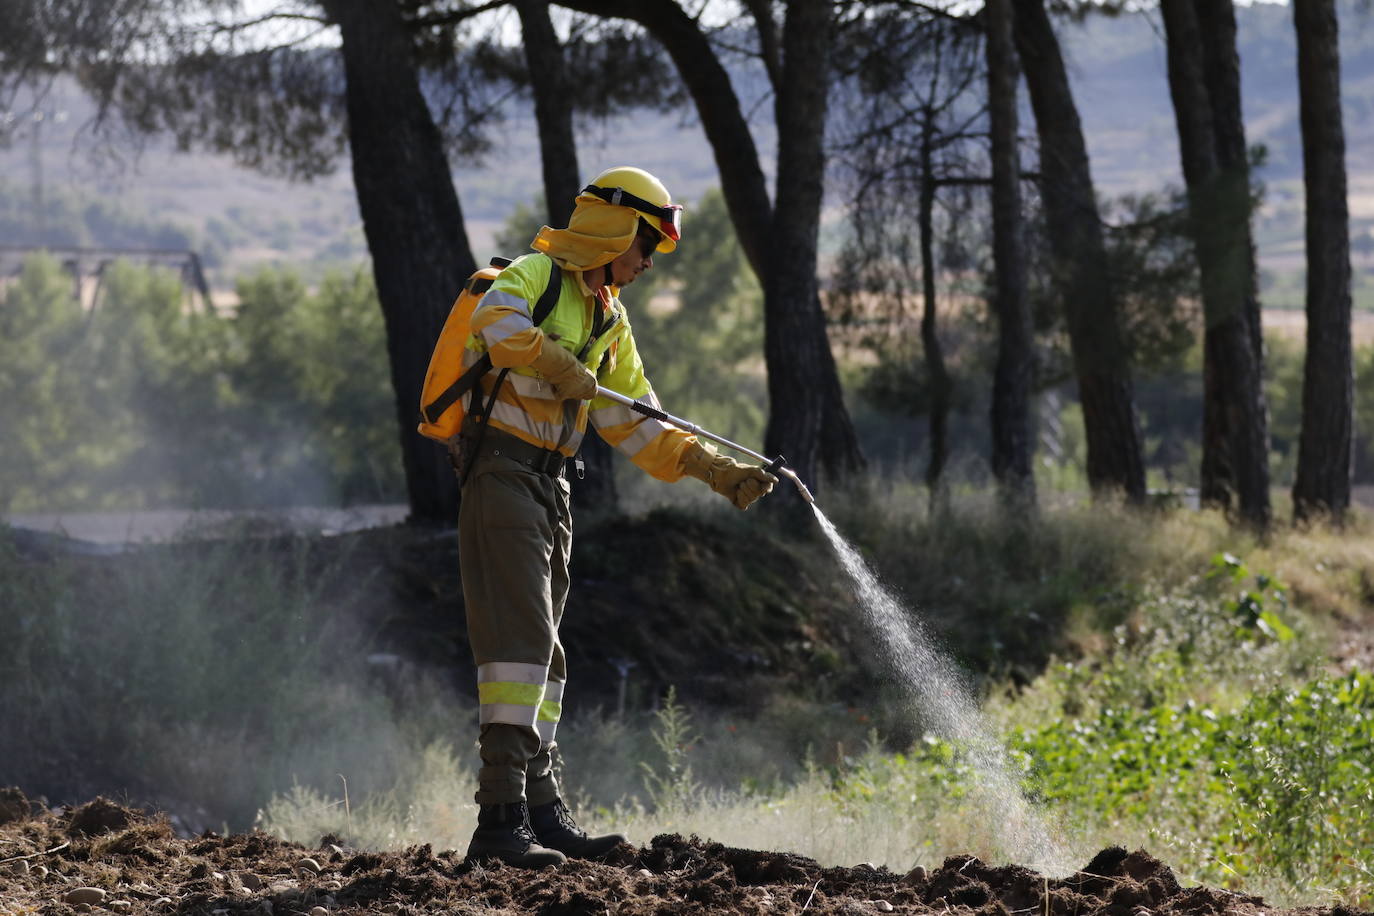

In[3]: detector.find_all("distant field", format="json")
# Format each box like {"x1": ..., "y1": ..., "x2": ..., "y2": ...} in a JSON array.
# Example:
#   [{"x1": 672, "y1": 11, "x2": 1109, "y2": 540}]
[
  {"x1": 2, "y1": 1, "x2": 1372, "y2": 298},
  {"x1": 1265, "y1": 307, "x2": 1374, "y2": 343}
]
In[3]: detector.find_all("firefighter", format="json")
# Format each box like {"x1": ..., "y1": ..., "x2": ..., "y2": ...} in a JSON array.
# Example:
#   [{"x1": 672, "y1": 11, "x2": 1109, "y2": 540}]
[{"x1": 459, "y1": 166, "x2": 777, "y2": 867}]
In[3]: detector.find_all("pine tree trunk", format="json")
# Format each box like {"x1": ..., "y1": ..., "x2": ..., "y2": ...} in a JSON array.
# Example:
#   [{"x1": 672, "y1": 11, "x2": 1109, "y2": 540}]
[
  {"x1": 1160, "y1": 0, "x2": 1271, "y2": 528},
  {"x1": 515, "y1": 0, "x2": 618, "y2": 513},
  {"x1": 1291, "y1": 0, "x2": 1353, "y2": 523},
  {"x1": 1012, "y1": 0, "x2": 1144, "y2": 503},
  {"x1": 1200, "y1": 0, "x2": 1271, "y2": 528},
  {"x1": 987, "y1": 0, "x2": 1036, "y2": 508},
  {"x1": 918, "y1": 125, "x2": 951, "y2": 497},
  {"x1": 323, "y1": 0, "x2": 474, "y2": 524},
  {"x1": 762, "y1": 0, "x2": 849, "y2": 490}
]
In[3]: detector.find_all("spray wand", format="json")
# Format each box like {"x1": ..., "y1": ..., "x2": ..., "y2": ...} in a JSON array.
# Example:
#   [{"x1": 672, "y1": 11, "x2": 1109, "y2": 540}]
[{"x1": 595, "y1": 385, "x2": 815, "y2": 504}]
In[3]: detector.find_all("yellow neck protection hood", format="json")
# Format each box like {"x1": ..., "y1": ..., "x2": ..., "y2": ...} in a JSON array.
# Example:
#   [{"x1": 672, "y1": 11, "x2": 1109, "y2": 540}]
[{"x1": 531, "y1": 193, "x2": 640, "y2": 273}]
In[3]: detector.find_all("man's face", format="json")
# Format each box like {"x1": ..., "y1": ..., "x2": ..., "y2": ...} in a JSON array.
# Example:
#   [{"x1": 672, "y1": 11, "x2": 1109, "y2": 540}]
[{"x1": 608, "y1": 223, "x2": 661, "y2": 287}]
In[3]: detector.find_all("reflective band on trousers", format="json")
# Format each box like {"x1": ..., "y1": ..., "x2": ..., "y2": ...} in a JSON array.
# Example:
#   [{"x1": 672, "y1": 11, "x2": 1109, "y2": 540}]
[
  {"x1": 478, "y1": 661, "x2": 548, "y2": 727},
  {"x1": 479, "y1": 681, "x2": 544, "y2": 706},
  {"x1": 537, "y1": 680, "x2": 564, "y2": 744}
]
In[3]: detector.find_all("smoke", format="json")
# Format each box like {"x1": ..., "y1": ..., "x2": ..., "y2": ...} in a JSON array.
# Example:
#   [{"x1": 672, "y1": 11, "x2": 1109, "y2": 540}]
[{"x1": 0, "y1": 523, "x2": 465, "y2": 832}]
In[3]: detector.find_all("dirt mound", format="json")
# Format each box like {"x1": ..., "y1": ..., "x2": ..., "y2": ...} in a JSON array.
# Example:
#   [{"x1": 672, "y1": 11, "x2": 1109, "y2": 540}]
[
  {"x1": 64, "y1": 796, "x2": 137, "y2": 837},
  {"x1": 0, "y1": 802, "x2": 1368, "y2": 915},
  {"x1": 0, "y1": 786, "x2": 31, "y2": 826}
]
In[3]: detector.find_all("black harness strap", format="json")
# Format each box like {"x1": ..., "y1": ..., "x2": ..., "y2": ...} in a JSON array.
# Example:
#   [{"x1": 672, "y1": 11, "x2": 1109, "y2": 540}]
[{"x1": 581, "y1": 184, "x2": 673, "y2": 222}]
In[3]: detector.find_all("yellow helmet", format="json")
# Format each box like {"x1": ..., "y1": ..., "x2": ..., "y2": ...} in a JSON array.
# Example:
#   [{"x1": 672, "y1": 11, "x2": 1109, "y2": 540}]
[{"x1": 580, "y1": 166, "x2": 682, "y2": 253}]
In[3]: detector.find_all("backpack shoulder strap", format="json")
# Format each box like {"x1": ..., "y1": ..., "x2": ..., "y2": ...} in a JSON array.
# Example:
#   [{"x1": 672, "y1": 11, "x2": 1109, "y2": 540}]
[{"x1": 531, "y1": 255, "x2": 562, "y2": 325}]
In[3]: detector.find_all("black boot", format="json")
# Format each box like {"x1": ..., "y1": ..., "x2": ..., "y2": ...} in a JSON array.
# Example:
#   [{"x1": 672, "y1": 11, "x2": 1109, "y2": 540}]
[
  {"x1": 466, "y1": 801, "x2": 566, "y2": 867},
  {"x1": 529, "y1": 798, "x2": 627, "y2": 860}
]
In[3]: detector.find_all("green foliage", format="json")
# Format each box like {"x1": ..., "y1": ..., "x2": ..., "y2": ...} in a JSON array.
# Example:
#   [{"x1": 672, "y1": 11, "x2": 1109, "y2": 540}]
[
  {"x1": 1100, "y1": 191, "x2": 1200, "y2": 371},
  {"x1": 220, "y1": 266, "x2": 401, "y2": 505},
  {"x1": 1222, "y1": 673, "x2": 1374, "y2": 883},
  {"x1": 1264, "y1": 335, "x2": 1306, "y2": 485},
  {"x1": 836, "y1": 185, "x2": 1200, "y2": 478},
  {"x1": 0, "y1": 256, "x2": 401, "y2": 511},
  {"x1": 1011, "y1": 668, "x2": 1374, "y2": 890},
  {"x1": 0, "y1": 179, "x2": 194, "y2": 251},
  {"x1": 1250, "y1": 335, "x2": 1374, "y2": 488},
  {"x1": 5, "y1": 487, "x2": 1366, "y2": 903},
  {"x1": 0, "y1": 254, "x2": 99, "y2": 508},
  {"x1": 1207, "y1": 551, "x2": 1294, "y2": 644},
  {"x1": 998, "y1": 556, "x2": 1368, "y2": 893},
  {"x1": 1354, "y1": 343, "x2": 1374, "y2": 480}
]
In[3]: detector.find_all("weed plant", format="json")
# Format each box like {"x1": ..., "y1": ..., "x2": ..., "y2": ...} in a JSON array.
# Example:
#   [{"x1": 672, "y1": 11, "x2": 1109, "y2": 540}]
[{"x1": 995, "y1": 553, "x2": 1372, "y2": 902}]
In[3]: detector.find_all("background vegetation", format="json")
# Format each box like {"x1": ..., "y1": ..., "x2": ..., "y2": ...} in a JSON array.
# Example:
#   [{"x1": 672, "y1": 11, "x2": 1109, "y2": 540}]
[
  {"x1": 0, "y1": 253, "x2": 400, "y2": 513},
  {"x1": 4, "y1": 494, "x2": 1371, "y2": 906},
  {"x1": 2, "y1": 0, "x2": 1373, "y2": 909}
]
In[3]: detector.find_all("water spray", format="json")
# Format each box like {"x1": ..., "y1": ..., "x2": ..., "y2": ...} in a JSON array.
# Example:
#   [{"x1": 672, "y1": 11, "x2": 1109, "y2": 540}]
[
  {"x1": 594, "y1": 386, "x2": 815, "y2": 503},
  {"x1": 603, "y1": 384, "x2": 1071, "y2": 870},
  {"x1": 809, "y1": 509, "x2": 1077, "y2": 873}
]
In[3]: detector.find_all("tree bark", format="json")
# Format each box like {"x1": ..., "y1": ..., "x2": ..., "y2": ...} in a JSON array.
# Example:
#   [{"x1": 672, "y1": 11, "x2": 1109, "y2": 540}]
[
  {"x1": 918, "y1": 120, "x2": 951, "y2": 497},
  {"x1": 515, "y1": 0, "x2": 618, "y2": 512},
  {"x1": 1291, "y1": 0, "x2": 1353, "y2": 523},
  {"x1": 1012, "y1": 0, "x2": 1144, "y2": 503},
  {"x1": 987, "y1": 0, "x2": 1036, "y2": 508},
  {"x1": 761, "y1": 0, "x2": 852, "y2": 489},
  {"x1": 1160, "y1": 0, "x2": 1271, "y2": 528},
  {"x1": 322, "y1": 0, "x2": 474, "y2": 524}
]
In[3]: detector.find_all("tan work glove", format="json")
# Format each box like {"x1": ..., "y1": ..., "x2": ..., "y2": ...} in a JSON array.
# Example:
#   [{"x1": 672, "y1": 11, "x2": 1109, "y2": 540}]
[
  {"x1": 681, "y1": 441, "x2": 777, "y2": 510},
  {"x1": 531, "y1": 335, "x2": 597, "y2": 401}
]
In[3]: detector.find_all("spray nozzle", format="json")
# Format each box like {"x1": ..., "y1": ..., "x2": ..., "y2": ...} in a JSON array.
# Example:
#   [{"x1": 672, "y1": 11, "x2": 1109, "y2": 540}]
[{"x1": 764, "y1": 454, "x2": 816, "y2": 505}]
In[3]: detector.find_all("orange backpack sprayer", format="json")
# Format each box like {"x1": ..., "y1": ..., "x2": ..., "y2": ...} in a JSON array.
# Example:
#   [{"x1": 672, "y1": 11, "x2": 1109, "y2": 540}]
[{"x1": 417, "y1": 255, "x2": 562, "y2": 445}]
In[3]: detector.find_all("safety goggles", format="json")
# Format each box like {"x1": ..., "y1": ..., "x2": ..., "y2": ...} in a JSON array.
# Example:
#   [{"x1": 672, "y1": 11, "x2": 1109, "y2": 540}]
[
  {"x1": 582, "y1": 184, "x2": 683, "y2": 242},
  {"x1": 637, "y1": 224, "x2": 660, "y2": 260}
]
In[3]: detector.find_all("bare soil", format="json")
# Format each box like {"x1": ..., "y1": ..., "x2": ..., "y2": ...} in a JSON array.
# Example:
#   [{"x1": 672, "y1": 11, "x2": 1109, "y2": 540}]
[{"x1": 1, "y1": 795, "x2": 1368, "y2": 916}]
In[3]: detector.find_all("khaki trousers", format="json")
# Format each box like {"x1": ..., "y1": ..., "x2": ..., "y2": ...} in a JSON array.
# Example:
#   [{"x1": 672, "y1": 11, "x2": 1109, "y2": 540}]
[{"x1": 459, "y1": 449, "x2": 571, "y2": 806}]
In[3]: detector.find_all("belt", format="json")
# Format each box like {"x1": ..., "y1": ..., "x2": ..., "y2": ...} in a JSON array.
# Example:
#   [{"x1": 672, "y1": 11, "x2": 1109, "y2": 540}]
[{"x1": 466, "y1": 426, "x2": 567, "y2": 477}]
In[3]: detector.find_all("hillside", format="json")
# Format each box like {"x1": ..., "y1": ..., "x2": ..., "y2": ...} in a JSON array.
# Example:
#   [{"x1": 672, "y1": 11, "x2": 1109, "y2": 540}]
[{"x1": 1, "y1": 2, "x2": 1373, "y2": 293}]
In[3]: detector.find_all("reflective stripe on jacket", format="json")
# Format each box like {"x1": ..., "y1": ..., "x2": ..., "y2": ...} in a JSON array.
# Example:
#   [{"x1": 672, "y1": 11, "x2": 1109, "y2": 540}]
[{"x1": 466, "y1": 253, "x2": 697, "y2": 480}]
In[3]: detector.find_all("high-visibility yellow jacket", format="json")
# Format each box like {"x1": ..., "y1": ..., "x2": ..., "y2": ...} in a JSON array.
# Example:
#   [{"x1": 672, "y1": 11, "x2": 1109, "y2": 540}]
[{"x1": 465, "y1": 253, "x2": 696, "y2": 481}]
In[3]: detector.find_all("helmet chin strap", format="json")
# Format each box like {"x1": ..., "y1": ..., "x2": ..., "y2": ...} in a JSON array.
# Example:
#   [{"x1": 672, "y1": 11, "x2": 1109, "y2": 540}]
[{"x1": 603, "y1": 263, "x2": 613, "y2": 288}]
